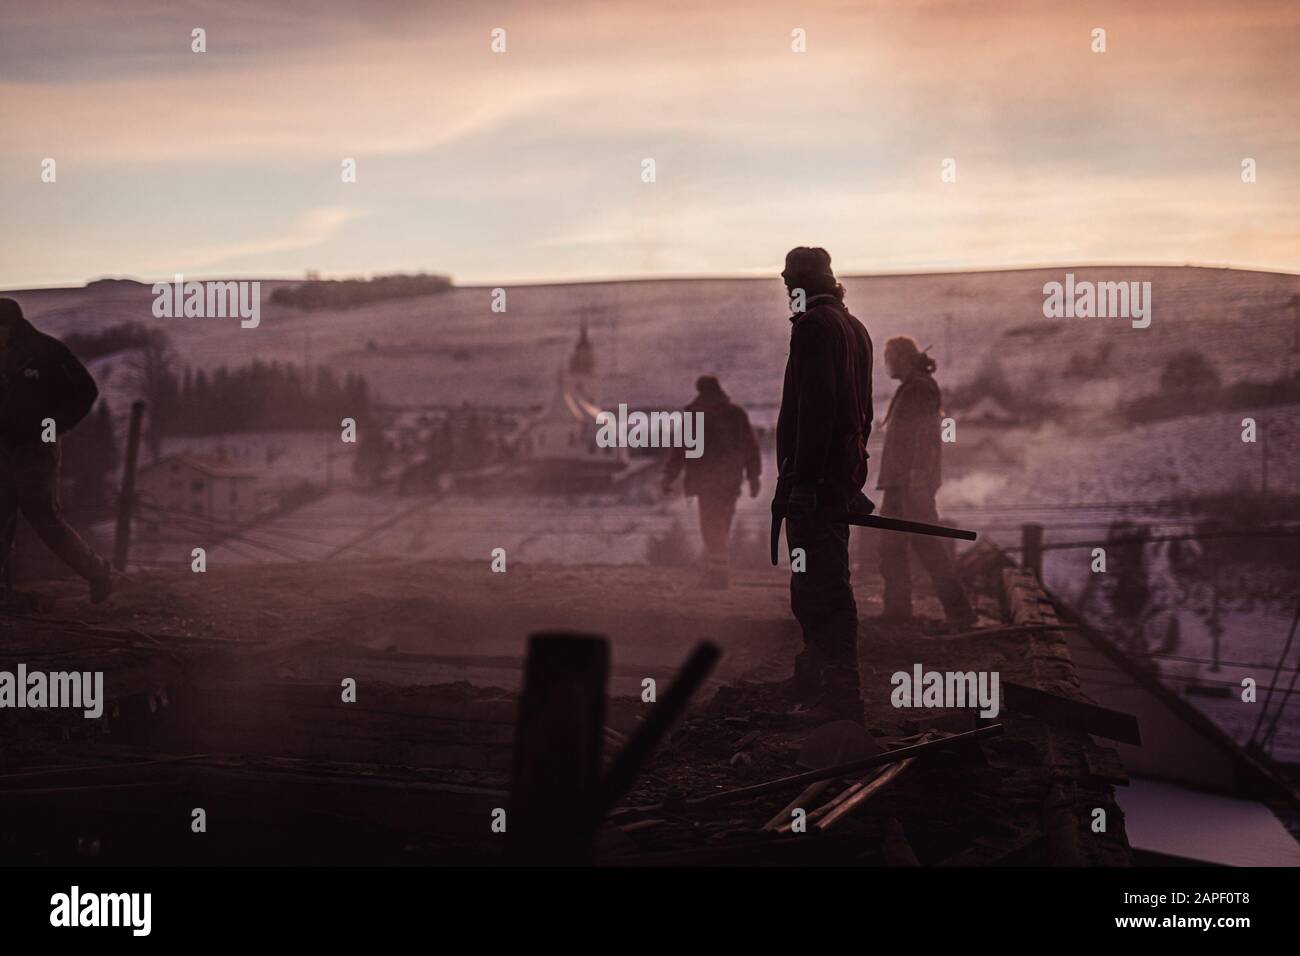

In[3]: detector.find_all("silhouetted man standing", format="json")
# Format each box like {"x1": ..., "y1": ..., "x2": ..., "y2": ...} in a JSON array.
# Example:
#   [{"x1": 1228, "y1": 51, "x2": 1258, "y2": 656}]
[
  {"x1": 662, "y1": 375, "x2": 760, "y2": 588},
  {"x1": 877, "y1": 335, "x2": 973, "y2": 628},
  {"x1": 774, "y1": 248, "x2": 873, "y2": 721},
  {"x1": 0, "y1": 298, "x2": 112, "y2": 604}
]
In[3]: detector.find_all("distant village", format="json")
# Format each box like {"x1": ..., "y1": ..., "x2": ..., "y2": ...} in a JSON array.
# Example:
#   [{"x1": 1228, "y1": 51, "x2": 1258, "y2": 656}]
[{"x1": 32, "y1": 294, "x2": 1295, "y2": 584}]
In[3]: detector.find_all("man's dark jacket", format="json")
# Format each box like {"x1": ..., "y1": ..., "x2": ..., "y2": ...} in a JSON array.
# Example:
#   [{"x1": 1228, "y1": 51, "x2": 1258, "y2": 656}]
[
  {"x1": 0, "y1": 312, "x2": 99, "y2": 448},
  {"x1": 664, "y1": 392, "x2": 760, "y2": 498},
  {"x1": 877, "y1": 369, "x2": 943, "y2": 491},
  {"x1": 775, "y1": 294, "x2": 874, "y2": 502}
]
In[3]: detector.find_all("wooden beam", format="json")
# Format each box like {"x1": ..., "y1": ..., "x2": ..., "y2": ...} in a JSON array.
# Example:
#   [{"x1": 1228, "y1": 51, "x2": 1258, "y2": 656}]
[
  {"x1": 816, "y1": 759, "x2": 914, "y2": 831},
  {"x1": 1002, "y1": 680, "x2": 1141, "y2": 745},
  {"x1": 938, "y1": 623, "x2": 1080, "y2": 642},
  {"x1": 763, "y1": 781, "x2": 832, "y2": 831},
  {"x1": 506, "y1": 632, "x2": 608, "y2": 865},
  {"x1": 613, "y1": 724, "x2": 1003, "y2": 818}
]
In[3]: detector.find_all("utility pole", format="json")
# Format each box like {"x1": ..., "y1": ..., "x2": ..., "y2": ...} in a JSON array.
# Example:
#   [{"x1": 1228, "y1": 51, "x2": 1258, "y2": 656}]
[
  {"x1": 1209, "y1": 572, "x2": 1222, "y2": 673},
  {"x1": 1291, "y1": 295, "x2": 1299, "y2": 353},
  {"x1": 113, "y1": 401, "x2": 146, "y2": 571},
  {"x1": 611, "y1": 317, "x2": 620, "y2": 376},
  {"x1": 1021, "y1": 523, "x2": 1044, "y2": 581},
  {"x1": 326, "y1": 441, "x2": 334, "y2": 490},
  {"x1": 1261, "y1": 422, "x2": 1269, "y2": 496}
]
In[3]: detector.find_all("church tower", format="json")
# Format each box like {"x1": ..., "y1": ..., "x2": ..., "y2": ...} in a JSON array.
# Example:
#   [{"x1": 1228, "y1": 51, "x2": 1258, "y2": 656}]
[{"x1": 567, "y1": 319, "x2": 597, "y2": 402}]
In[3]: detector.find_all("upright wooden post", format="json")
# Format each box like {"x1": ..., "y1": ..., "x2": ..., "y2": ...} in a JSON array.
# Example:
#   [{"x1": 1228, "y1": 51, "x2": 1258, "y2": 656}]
[
  {"x1": 1021, "y1": 522, "x2": 1044, "y2": 581},
  {"x1": 113, "y1": 401, "x2": 146, "y2": 571},
  {"x1": 506, "y1": 631, "x2": 608, "y2": 865}
]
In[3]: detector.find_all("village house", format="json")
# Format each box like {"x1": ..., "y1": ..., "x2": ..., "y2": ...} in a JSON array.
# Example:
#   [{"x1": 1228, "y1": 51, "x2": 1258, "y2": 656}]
[{"x1": 135, "y1": 455, "x2": 259, "y2": 527}]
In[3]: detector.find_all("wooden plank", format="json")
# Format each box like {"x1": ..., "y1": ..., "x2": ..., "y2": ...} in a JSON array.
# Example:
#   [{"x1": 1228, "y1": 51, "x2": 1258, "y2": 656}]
[
  {"x1": 816, "y1": 759, "x2": 915, "y2": 831},
  {"x1": 938, "y1": 623, "x2": 1080, "y2": 642},
  {"x1": 763, "y1": 780, "x2": 832, "y2": 831},
  {"x1": 613, "y1": 724, "x2": 1003, "y2": 818},
  {"x1": 1084, "y1": 744, "x2": 1130, "y2": 785},
  {"x1": 1002, "y1": 680, "x2": 1141, "y2": 746},
  {"x1": 1043, "y1": 783, "x2": 1085, "y2": 866}
]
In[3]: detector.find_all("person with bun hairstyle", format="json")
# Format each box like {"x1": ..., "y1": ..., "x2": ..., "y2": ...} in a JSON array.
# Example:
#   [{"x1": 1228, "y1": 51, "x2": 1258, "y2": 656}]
[{"x1": 877, "y1": 335, "x2": 973, "y2": 628}]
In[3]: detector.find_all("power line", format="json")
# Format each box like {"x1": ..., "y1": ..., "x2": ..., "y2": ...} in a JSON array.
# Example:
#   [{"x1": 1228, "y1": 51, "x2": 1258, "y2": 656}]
[
  {"x1": 1073, "y1": 662, "x2": 1300, "y2": 697},
  {"x1": 1149, "y1": 651, "x2": 1300, "y2": 673},
  {"x1": 1252, "y1": 596, "x2": 1300, "y2": 749},
  {"x1": 1003, "y1": 526, "x2": 1300, "y2": 553}
]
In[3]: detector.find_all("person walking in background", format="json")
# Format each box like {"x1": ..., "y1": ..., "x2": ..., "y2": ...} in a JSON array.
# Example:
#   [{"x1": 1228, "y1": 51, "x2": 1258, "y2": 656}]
[
  {"x1": 661, "y1": 375, "x2": 760, "y2": 589},
  {"x1": 774, "y1": 247, "x2": 874, "y2": 721},
  {"x1": 877, "y1": 335, "x2": 973, "y2": 629},
  {"x1": 0, "y1": 298, "x2": 112, "y2": 605}
]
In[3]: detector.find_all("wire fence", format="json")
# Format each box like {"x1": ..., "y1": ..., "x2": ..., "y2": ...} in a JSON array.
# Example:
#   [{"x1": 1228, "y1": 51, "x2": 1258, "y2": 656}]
[{"x1": 116, "y1": 486, "x2": 1300, "y2": 757}]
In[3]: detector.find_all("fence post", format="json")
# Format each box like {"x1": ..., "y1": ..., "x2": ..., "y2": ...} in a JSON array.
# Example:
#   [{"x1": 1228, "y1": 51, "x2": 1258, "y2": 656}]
[
  {"x1": 1021, "y1": 522, "x2": 1044, "y2": 581},
  {"x1": 113, "y1": 401, "x2": 146, "y2": 571},
  {"x1": 506, "y1": 631, "x2": 608, "y2": 865}
]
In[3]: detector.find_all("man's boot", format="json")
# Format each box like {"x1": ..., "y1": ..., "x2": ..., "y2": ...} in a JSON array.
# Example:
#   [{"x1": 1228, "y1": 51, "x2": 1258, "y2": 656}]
[
  {"x1": 823, "y1": 662, "x2": 864, "y2": 723},
  {"x1": 701, "y1": 554, "x2": 729, "y2": 589},
  {"x1": 782, "y1": 665, "x2": 862, "y2": 726},
  {"x1": 787, "y1": 645, "x2": 825, "y2": 700},
  {"x1": 937, "y1": 582, "x2": 976, "y2": 632},
  {"x1": 879, "y1": 594, "x2": 915, "y2": 626},
  {"x1": 89, "y1": 557, "x2": 113, "y2": 605}
]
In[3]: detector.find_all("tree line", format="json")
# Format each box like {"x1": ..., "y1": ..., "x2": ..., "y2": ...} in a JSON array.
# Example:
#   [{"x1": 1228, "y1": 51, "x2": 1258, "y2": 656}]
[{"x1": 270, "y1": 273, "x2": 453, "y2": 311}]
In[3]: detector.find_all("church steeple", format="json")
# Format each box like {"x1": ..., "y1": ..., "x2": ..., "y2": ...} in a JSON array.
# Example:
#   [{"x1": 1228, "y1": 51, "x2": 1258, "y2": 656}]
[{"x1": 569, "y1": 319, "x2": 596, "y2": 377}]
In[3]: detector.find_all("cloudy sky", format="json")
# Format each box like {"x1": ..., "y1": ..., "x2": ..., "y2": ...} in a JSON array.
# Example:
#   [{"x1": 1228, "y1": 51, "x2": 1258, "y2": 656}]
[{"x1": 2, "y1": 0, "x2": 1297, "y2": 288}]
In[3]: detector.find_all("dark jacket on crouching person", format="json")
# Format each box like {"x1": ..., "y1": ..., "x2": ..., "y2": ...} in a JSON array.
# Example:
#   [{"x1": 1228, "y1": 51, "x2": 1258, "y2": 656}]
[
  {"x1": 0, "y1": 298, "x2": 111, "y2": 601},
  {"x1": 0, "y1": 304, "x2": 99, "y2": 448}
]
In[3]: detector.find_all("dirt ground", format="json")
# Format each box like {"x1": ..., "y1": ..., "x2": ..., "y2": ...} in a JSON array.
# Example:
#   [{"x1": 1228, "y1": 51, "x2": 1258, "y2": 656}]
[{"x1": 25, "y1": 557, "x2": 961, "y2": 695}]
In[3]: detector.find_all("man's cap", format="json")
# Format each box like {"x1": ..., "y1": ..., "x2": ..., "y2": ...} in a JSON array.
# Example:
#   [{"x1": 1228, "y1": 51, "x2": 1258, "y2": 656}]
[
  {"x1": 781, "y1": 247, "x2": 835, "y2": 285},
  {"x1": 0, "y1": 298, "x2": 23, "y2": 324}
]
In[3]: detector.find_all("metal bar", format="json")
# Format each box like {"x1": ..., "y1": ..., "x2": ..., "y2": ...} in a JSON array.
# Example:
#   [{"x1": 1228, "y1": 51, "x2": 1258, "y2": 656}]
[
  {"x1": 836, "y1": 511, "x2": 978, "y2": 540},
  {"x1": 771, "y1": 508, "x2": 977, "y2": 565}
]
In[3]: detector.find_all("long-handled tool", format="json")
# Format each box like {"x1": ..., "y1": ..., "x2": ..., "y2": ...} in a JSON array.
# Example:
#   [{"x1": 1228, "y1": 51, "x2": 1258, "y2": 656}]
[{"x1": 770, "y1": 463, "x2": 977, "y2": 565}]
